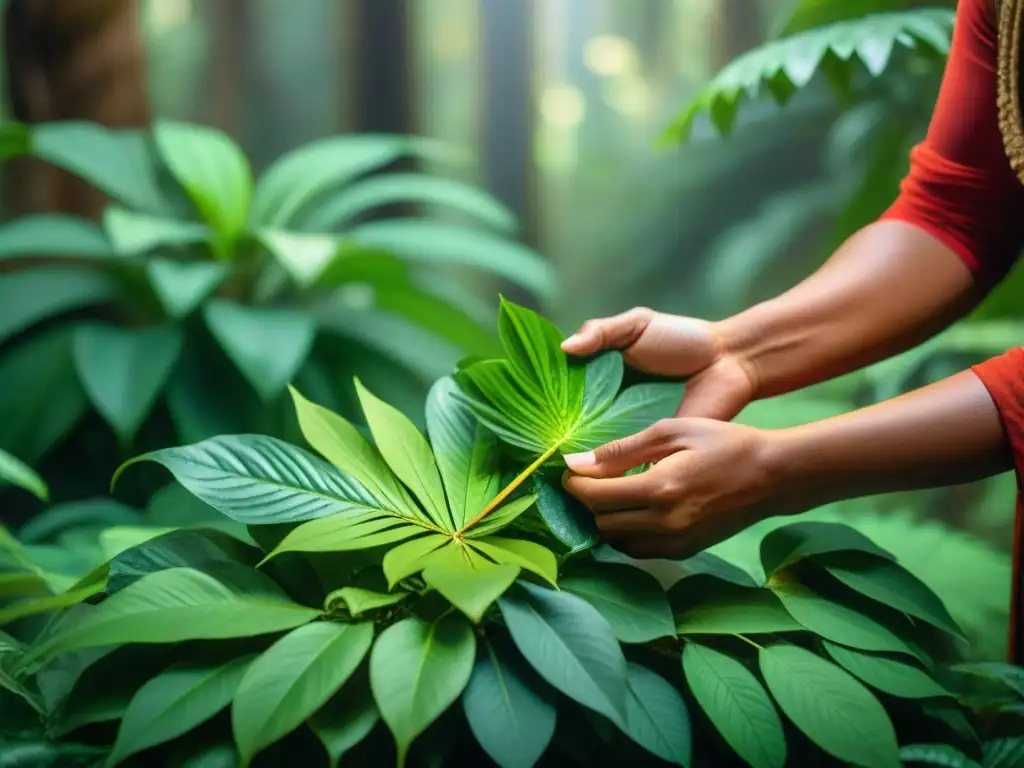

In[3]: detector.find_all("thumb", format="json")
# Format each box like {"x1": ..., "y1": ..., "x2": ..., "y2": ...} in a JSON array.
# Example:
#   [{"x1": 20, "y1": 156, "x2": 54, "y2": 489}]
[
  {"x1": 563, "y1": 419, "x2": 683, "y2": 477},
  {"x1": 561, "y1": 308, "x2": 652, "y2": 356}
]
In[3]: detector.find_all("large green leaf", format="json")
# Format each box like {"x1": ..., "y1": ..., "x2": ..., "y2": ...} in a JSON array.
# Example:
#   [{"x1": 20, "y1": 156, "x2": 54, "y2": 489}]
[
  {"x1": 531, "y1": 475, "x2": 600, "y2": 553},
  {"x1": 204, "y1": 300, "x2": 315, "y2": 401},
  {"x1": 682, "y1": 642, "x2": 785, "y2": 768},
  {"x1": 561, "y1": 562, "x2": 675, "y2": 643},
  {"x1": 146, "y1": 259, "x2": 231, "y2": 319},
  {"x1": 466, "y1": 537, "x2": 558, "y2": 586},
  {"x1": 154, "y1": 121, "x2": 253, "y2": 252},
  {"x1": 498, "y1": 581, "x2": 628, "y2": 728},
  {"x1": 461, "y1": 636, "x2": 556, "y2": 768},
  {"x1": 759, "y1": 644, "x2": 900, "y2": 768},
  {"x1": 674, "y1": 583, "x2": 803, "y2": 635},
  {"x1": 0, "y1": 267, "x2": 116, "y2": 345},
  {"x1": 821, "y1": 642, "x2": 949, "y2": 699},
  {"x1": 268, "y1": 517, "x2": 427, "y2": 561},
  {"x1": 0, "y1": 448, "x2": 48, "y2": 501},
  {"x1": 116, "y1": 434, "x2": 386, "y2": 525},
  {"x1": 899, "y1": 744, "x2": 983, "y2": 768},
  {"x1": 25, "y1": 567, "x2": 319, "y2": 665},
  {"x1": 381, "y1": 534, "x2": 450, "y2": 587},
  {"x1": 660, "y1": 9, "x2": 954, "y2": 144},
  {"x1": 103, "y1": 207, "x2": 213, "y2": 256},
  {"x1": 232, "y1": 621, "x2": 374, "y2": 766},
  {"x1": 370, "y1": 614, "x2": 476, "y2": 766},
  {"x1": 324, "y1": 586, "x2": 408, "y2": 618},
  {"x1": 567, "y1": 382, "x2": 684, "y2": 452},
  {"x1": 72, "y1": 324, "x2": 183, "y2": 442},
  {"x1": 420, "y1": 542, "x2": 520, "y2": 623},
  {"x1": 309, "y1": 672, "x2": 380, "y2": 768},
  {"x1": 258, "y1": 229, "x2": 339, "y2": 287},
  {"x1": 0, "y1": 215, "x2": 110, "y2": 259},
  {"x1": 761, "y1": 522, "x2": 894, "y2": 576},
  {"x1": 108, "y1": 654, "x2": 254, "y2": 766},
  {"x1": 622, "y1": 662, "x2": 692, "y2": 766}
]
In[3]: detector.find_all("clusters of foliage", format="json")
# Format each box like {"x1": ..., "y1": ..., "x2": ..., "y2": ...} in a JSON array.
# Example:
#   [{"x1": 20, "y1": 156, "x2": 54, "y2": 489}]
[
  {"x1": 0, "y1": 119, "x2": 551, "y2": 513},
  {"x1": 3, "y1": 300, "x2": 1023, "y2": 768}
]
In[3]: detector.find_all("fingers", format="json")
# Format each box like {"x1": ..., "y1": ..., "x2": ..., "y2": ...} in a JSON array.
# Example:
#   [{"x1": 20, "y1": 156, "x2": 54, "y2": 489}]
[
  {"x1": 613, "y1": 534, "x2": 703, "y2": 560},
  {"x1": 675, "y1": 363, "x2": 753, "y2": 422},
  {"x1": 561, "y1": 307, "x2": 653, "y2": 356},
  {"x1": 562, "y1": 474, "x2": 658, "y2": 513},
  {"x1": 564, "y1": 419, "x2": 686, "y2": 478}
]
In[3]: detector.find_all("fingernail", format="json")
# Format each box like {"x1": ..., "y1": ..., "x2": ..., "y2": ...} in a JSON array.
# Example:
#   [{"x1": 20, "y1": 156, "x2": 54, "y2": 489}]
[{"x1": 564, "y1": 451, "x2": 596, "y2": 468}]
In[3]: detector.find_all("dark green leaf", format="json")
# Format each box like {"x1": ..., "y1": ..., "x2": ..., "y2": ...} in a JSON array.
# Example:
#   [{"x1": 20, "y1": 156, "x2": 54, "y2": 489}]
[
  {"x1": 0, "y1": 449, "x2": 48, "y2": 501},
  {"x1": 761, "y1": 522, "x2": 894, "y2": 576},
  {"x1": 674, "y1": 583, "x2": 803, "y2": 635},
  {"x1": 18, "y1": 498, "x2": 141, "y2": 544},
  {"x1": 622, "y1": 662, "x2": 692, "y2": 766},
  {"x1": 147, "y1": 259, "x2": 231, "y2": 319},
  {"x1": 899, "y1": 744, "x2": 983, "y2": 768},
  {"x1": 982, "y1": 738, "x2": 1024, "y2": 768},
  {"x1": 0, "y1": 267, "x2": 116, "y2": 345},
  {"x1": 822, "y1": 642, "x2": 949, "y2": 699},
  {"x1": 0, "y1": 215, "x2": 110, "y2": 259},
  {"x1": 561, "y1": 562, "x2": 674, "y2": 643},
  {"x1": 309, "y1": 671, "x2": 380, "y2": 768},
  {"x1": 531, "y1": 476, "x2": 599, "y2": 553}
]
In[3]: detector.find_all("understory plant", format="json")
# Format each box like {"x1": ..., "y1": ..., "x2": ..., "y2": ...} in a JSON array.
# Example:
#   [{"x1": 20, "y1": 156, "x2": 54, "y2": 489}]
[
  {"x1": 0, "y1": 119, "x2": 551, "y2": 514},
  {"x1": 2, "y1": 299, "x2": 1023, "y2": 768}
]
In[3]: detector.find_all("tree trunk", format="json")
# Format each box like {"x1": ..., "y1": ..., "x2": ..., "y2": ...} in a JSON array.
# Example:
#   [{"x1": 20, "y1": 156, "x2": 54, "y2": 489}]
[{"x1": 3, "y1": 0, "x2": 149, "y2": 218}]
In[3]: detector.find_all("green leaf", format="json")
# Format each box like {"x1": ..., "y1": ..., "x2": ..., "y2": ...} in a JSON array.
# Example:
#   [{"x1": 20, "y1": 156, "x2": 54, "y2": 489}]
[
  {"x1": 761, "y1": 522, "x2": 894, "y2": 576},
  {"x1": 115, "y1": 434, "x2": 386, "y2": 525},
  {"x1": 349, "y1": 220, "x2": 556, "y2": 300},
  {"x1": 258, "y1": 229, "x2": 339, "y2": 287},
  {"x1": 674, "y1": 583, "x2": 803, "y2": 635},
  {"x1": 499, "y1": 581, "x2": 628, "y2": 728},
  {"x1": 0, "y1": 214, "x2": 110, "y2": 259},
  {"x1": 821, "y1": 642, "x2": 949, "y2": 699},
  {"x1": 950, "y1": 662, "x2": 1024, "y2": 698},
  {"x1": 0, "y1": 267, "x2": 116, "y2": 345},
  {"x1": 0, "y1": 583, "x2": 104, "y2": 627},
  {"x1": 154, "y1": 121, "x2": 252, "y2": 250},
  {"x1": 305, "y1": 172, "x2": 518, "y2": 233},
  {"x1": 25, "y1": 567, "x2": 319, "y2": 665},
  {"x1": 425, "y1": 377, "x2": 500, "y2": 530},
  {"x1": 108, "y1": 655, "x2": 253, "y2": 766},
  {"x1": 356, "y1": 379, "x2": 450, "y2": 529},
  {"x1": 382, "y1": 534, "x2": 450, "y2": 587},
  {"x1": 568, "y1": 383, "x2": 684, "y2": 452},
  {"x1": 467, "y1": 493, "x2": 536, "y2": 538},
  {"x1": 682, "y1": 642, "x2": 785, "y2": 768},
  {"x1": 561, "y1": 562, "x2": 674, "y2": 643},
  {"x1": 324, "y1": 586, "x2": 408, "y2": 618},
  {"x1": 204, "y1": 300, "x2": 315, "y2": 401},
  {"x1": 531, "y1": 475, "x2": 599, "y2": 553},
  {"x1": 899, "y1": 744, "x2": 983, "y2": 768},
  {"x1": 580, "y1": 352, "x2": 623, "y2": 418},
  {"x1": 232, "y1": 621, "x2": 374, "y2": 766},
  {"x1": 370, "y1": 614, "x2": 476, "y2": 767},
  {"x1": 147, "y1": 259, "x2": 230, "y2": 319},
  {"x1": 984, "y1": 738, "x2": 1024, "y2": 768},
  {"x1": 72, "y1": 324, "x2": 183, "y2": 442},
  {"x1": 269, "y1": 518, "x2": 426, "y2": 561},
  {"x1": 813, "y1": 552, "x2": 964, "y2": 639},
  {"x1": 622, "y1": 662, "x2": 692, "y2": 766},
  {"x1": 760, "y1": 644, "x2": 900, "y2": 768},
  {"x1": 467, "y1": 536, "x2": 558, "y2": 586},
  {"x1": 461, "y1": 636, "x2": 556, "y2": 768},
  {"x1": 103, "y1": 206, "x2": 212, "y2": 256},
  {"x1": 421, "y1": 544, "x2": 520, "y2": 623},
  {"x1": 18, "y1": 499, "x2": 141, "y2": 543},
  {"x1": 309, "y1": 672, "x2": 380, "y2": 768},
  {"x1": 0, "y1": 448, "x2": 48, "y2": 501}
]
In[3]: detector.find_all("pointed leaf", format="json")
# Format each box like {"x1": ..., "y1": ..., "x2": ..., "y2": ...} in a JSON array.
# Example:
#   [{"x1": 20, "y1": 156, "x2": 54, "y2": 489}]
[
  {"x1": 0, "y1": 267, "x2": 116, "y2": 345},
  {"x1": 561, "y1": 562, "x2": 674, "y2": 643},
  {"x1": 675, "y1": 583, "x2": 803, "y2": 635},
  {"x1": 899, "y1": 744, "x2": 983, "y2": 768},
  {"x1": 324, "y1": 587, "x2": 408, "y2": 618},
  {"x1": 204, "y1": 300, "x2": 315, "y2": 401},
  {"x1": 382, "y1": 534, "x2": 450, "y2": 587},
  {"x1": 468, "y1": 493, "x2": 537, "y2": 538},
  {"x1": 759, "y1": 644, "x2": 900, "y2": 768},
  {"x1": 109, "y1": 655, "x2": 253, "y2": 766},
  {"x1": 581, "y1": 352, "x2": 623, "y2": 418},
  {"x1": 73, "y1": 324, "x2": 183, "y2": 441},
  {"x1": 370, "y1": 614, "x2": 476, "y2": 766},
  {"x1": 0, "y1": 448, "x2": 48, "y2": 501},
  {"x1": 531, "y1": 476, "x2": 599, "y2": 553},
  {"x1": 103, "y1": 207, "x2": 212, "y2": 256},
  {"x1": 499, "y1": 581, "x2": 628, "y2": 728},
  {"x1": 147, "y1": 259, "x2": 230, "y2": 319},
  {"x1": 568, "y1": 382, "x2": 683, "y2": 452},
  {"x1": 682, "y1": 642, "x2": 785, "y2": 768},
  {"x1": 822, "y1": 642, "x2": 949, "y2": 699},
  {"x1": 461, "y1": 637, "x2": 556, "y2": 768},
  {"x1": 622, "y1": 662, "x2": 692, "y2": 766},
  {"x1": 259, "y1": 229, "x2": 339, "y2": 287},
  {"x1": 422, "y1": 544, "x2": 519, "y2": 622},
  {"x1": 0, "y1": 215, "x2": 110, "y2": 259},
  {"x1": 232, "y1": 621, "x2": 374, "y2": 766},
  {"x1": 115, "y1": 435, "x2": 387, "y2": 525},
  {"x1": 309, "y1": 672, "x2": 380, "y2": 768},
  {"x1": 468, "y1": 537, "x2": 558, "y2": 586},
  {"x1": 270, "y1": 519, "x2": 426, "y2": 560},
  {"x1": 761, "y1": 522, "x2": 893, "y2": 576}
]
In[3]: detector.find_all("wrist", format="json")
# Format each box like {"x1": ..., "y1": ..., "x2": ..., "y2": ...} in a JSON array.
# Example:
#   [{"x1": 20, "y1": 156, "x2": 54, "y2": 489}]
[{"x1": 757, "y1": 425, "x2": 841, "y2": 517}]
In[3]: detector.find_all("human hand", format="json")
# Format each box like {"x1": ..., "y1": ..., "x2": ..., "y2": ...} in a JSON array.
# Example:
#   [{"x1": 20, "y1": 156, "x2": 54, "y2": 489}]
[
  {"x1": 563, "y1": 417, "x2": 792, "y2": 560},
  {"x1": 561, "y1": 308, "x2": 755, "y2": 421}
]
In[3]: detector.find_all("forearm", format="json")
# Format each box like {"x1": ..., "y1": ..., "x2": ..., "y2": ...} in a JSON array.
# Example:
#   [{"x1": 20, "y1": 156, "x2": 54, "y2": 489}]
[
  {"x1": 715, "y1": 221, "x2": 984, "y2": 401},
  {"x1": 767, "y1": 370, "x2": 1012, "y2": 513}
]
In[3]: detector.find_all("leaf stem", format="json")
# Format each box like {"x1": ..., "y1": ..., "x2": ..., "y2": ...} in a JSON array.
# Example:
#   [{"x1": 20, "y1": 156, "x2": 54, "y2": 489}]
[
  {"x1": 456, "y1": 441, "x2": 562, "y2": 537},
  {"x1": 734, "y1": 633, "x2": 763, "y2": 651}
]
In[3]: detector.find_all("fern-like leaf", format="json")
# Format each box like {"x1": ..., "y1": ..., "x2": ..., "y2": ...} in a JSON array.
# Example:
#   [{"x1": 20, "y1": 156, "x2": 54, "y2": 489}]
[{"x1": 660, "y1": 8, "x2": 954, "y2": 145}]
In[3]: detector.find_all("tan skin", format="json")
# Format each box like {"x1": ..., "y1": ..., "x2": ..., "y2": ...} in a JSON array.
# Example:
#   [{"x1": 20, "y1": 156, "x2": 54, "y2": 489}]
[{"x1": 561, "y1": 220, "x2": 1015, "y2": 560}]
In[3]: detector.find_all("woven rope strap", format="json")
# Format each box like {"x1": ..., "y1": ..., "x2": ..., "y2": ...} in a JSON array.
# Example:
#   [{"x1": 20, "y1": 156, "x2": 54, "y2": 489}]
[{"x1": 997, "y1": 0, "x2": 1024, "y2": 185}]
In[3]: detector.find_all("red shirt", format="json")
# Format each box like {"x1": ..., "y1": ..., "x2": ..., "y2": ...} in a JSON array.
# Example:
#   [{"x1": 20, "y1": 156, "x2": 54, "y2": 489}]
[{"x1": 880, "y1": 0, "x2": 1024, "y2": 658}]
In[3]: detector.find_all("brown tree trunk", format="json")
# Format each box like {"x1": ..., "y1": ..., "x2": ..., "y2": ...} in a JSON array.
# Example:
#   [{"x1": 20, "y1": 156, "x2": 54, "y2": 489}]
[{"x1": 3, "y1": 0, "x2": 149, "y2": 218}]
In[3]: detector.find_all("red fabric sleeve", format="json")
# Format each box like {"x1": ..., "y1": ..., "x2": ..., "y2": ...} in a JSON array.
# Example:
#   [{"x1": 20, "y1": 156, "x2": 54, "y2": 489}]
[
  {"x1": 881, "y1": 0, "x2": 1024, "y2": 281},
  {"x1": 974, "y1": 349, "x2": 1024, "y2": 476}
]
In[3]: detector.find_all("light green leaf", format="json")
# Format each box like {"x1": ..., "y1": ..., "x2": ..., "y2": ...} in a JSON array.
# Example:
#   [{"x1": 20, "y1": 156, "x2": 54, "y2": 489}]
[
  {"x1": 675, "y1": 583, "x2": 803, "y2": 635},
  {"x1": 0, "y1": 448, "x2": 48, "y2": 501},
  {"x1": 0, "y1": 214, "x2": 110, "y2": 259},
  {"x1": 425, "y1": 377, "x2": 500, "y2": 530},
  {"x1": 72, "y1": 324, "x2": 183, "y2": 442},
  {"x1": 382, "y1": 534, "x2": 449, "y2": 587},
  {"x1": 499, "y1": 581, "x2": 628, "y2": 728},
  {"x1": 467, "y1": 493, "x2": 536, "y2": 538},
  {"x1": 204, "y1": 300, "x2": 315, "y2": 401},
  {"x1": 531, "y1": 476, "x2": 600, "y2": 553},
  {"x1": 421, "y1": 543, "x2": 520, "y2": 623},
  {"x1": 899, "y1": 744, "x2": 983, "y2": 768},
  {"x1": 0, "y1": 583, "x2": 103, "y2": 627},
  {"x1": 269, "y1": 518, "x2": 426, "y2": 560},
  {"x1": 759, "y1": 644, "x2": 900, "y2": 768},
  {"x1": 467, "y1": 536, "x2": 558, "y2": 586},
  {"x1": 25, "y1": 567, "x2": 319, "y2": 665},
  {"x1": 0, "y1": 267, "x2": 116, "y2": 345},
  {"x1": 370, "y1": 614, "x2": 476, "y2": 767},
  {"x1": 324, "y1": 586, "x2": 408, "y2": 618},
  {"x1": 822, "y1": 642, "x2": 949, "y2": 699},
  {"x1": 115, "y1": 434, "x2": 386, "y2": 525},
  {"x1": 462, "y1": 636, "x2": 556, "y2": 768},
  {"x1": 258, "y1": 229, "x2": 339, "y2": 287},
  {"x1": 581, "y1": 352, "x2": 623, "y2": 418},
  {"x1": 154, "y1": 121, "x2": 252, "y2": 250},
  {"x1": 309, "y1": 673, "x2": 380, "y2": 768},
  {"x1": 232, "y1": 621, "x2": 373, "y2": 766},
  {"x1": 356, "y1": 379, "x2": 450, "y2": 529},
  {"x1": 305, "y1": 172, "x2": 518, "y2": 233},
  {"x1": 103, "y1": 207, "x2": 212, "y2": 256},
  {"x1": 761, "y1": 522, "x2": 894, "y2": 576},
  {"x1": 561, "y1": 562, "x2": 674, "y2": 643},
  {"x1": 682, "y1": 642, "x2": 785, "y2": 768},
  {"x1": 568, "y1": 383, "x2": 683, "y2": 452},
  {"x1": 622, "y1": 662, "x2": 692, "y2": 766},
  {"x1": 146, "y1": 259, "x2": 230, "y2": 319},
  {"x1": 813, "y1": 552, "x2": 964, "y2": 639},
  {"x1": 108, "y1": 655, "x2": 253, "y2": 766}
]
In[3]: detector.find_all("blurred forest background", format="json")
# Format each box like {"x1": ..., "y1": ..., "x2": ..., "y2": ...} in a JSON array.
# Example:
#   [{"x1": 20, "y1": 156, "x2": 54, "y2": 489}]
[{"x1": 1, "y1": 0, "x2": 1019, "y2": 660}]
